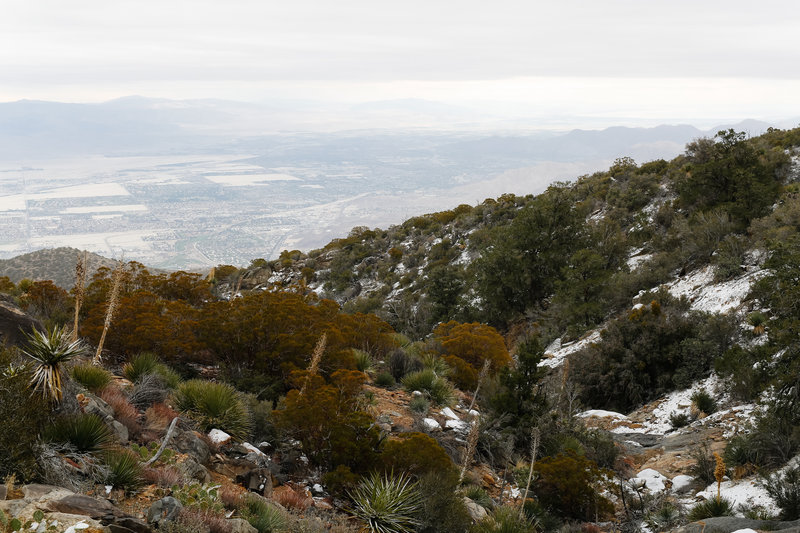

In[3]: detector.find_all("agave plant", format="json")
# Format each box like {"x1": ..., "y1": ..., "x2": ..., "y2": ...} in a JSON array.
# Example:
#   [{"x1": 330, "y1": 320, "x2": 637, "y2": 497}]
[
  {"x1": 349, "y1": 472, "x2": 422, "y2": 533},
  {"x1": 23, "y1": 325, "x2": 87, "y2": 403}
]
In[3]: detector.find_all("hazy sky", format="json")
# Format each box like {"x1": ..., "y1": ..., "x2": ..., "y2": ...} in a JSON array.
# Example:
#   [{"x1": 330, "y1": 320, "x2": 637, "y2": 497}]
[{"x1": 2, "y1": 0, "x2": 799, "y2": 123}]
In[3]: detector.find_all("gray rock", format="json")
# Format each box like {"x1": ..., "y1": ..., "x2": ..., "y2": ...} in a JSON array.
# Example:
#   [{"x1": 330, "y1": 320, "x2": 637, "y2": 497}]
[
  {"x1": 46, "y1": 493, "x2": 119, "y2": 519},
  {"x1": 676, "y1": 517, "x2": 800, "y2": 533},
  {"x1": 146, "y1": 497, "x2": 183, "y2": 527},
  {"x1": 111, "y1": 419, "x2": 129, "y2": 445},
  {"x1": 463, "y1": 497, "x2": 488, "y2": 522},
  {"x1": 83, "y1": 394, "x2": 115, "y2": 420},
  {"x1": 0, "y1": 301, "x2": 42, "y2": 347},
  {"x1": 110, "y1": 517, "x2": 152, "y2": 533},
  {"x1": 228, "y1": 518, "x2": 258, "y2": 533},
  {"x1": 21, "y1": 484, "x2": 70, "y2": 500},
  {"x1": 236, "y1": 468, "x2": 273, "y2": 497},
  {"x1": 179, "y1": 457, "x2": 211, "y2": 483},
  {"x1": 172, "y1": 428, "x2": 210, "y2": 465},
  {"x1": 0, "y1": 485, "x2": 6, "y2": 500}
]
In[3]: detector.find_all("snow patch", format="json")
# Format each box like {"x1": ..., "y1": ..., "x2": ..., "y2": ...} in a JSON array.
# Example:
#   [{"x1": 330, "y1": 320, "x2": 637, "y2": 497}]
[
  {"x1": 578, "y1": 410, "x2": 629, "y2": 420},
  {"x1": 697, "y1": 478, "x2": 777, "y2": 516},
  {"x1": 664, "y1": 265, "x2": 765, "y2": 314},
  {"x1": 541, "y1": 330, "x2": 602, "y2": 369},
  {"x1": 634, "y1": 469, "x2": 668, "y2": 492}
]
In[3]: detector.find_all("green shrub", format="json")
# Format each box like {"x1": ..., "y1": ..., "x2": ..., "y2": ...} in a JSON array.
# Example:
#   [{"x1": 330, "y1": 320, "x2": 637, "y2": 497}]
[
  {"x1": 463, "y1": 485, "x2": 493, "y2": 510},
  {"x1": 122, "y1": 352, "x2": 159, "y2": 382},
  {"x1": 691, "y1": 390, "x2": 717, "y2": 415},
  {"x1": 173, "y1": 380, "x2": 253, "y2": 441},
  {"x1": 241, "y1": 494, "x2": 287, "y2": 533},
  {"x1": 349, "y1": 472, "x2": 423, "y2": 533},
  {"x1": 689, "y1": 444, "x2": 718, "y2": 485},
  {"x1": 380, "y1": 432, "x2": 454, "y2": 478},
  {"x1": 354, "y1": 349, "x2": 375, "y2": 373},
  {"x1": 409, "y1": 396, "x2": 430, "y2": 415},
  {"x1": 44, "y1": 413, "x2": 113, "y2": 454},
  {"x1": 0, "y1": 349, "x2": 50, "y2": 482},
  {"x1": 761, "y1": 465, "x2": 800, "y2": 520},
  {"x1": 724, "y1": 435, "x2": 760, "y2": 468},
  {"x1": 687, "y1": 497, "x2": 734, "y2": 520},
  {"x1": 171, "y1": 482, "x2": 224, "y2": 513},
  {"x1": 104, "y1": 448, "x2": 144, "y2": 491},
  {"x1": 374, "y1": 372, "x2": 396, "y2": 388},
  {"x1": 533, "y1": 451, "x2": 614, "y2": 521},
  {"x1": 416, "y1": 470, "x2": 471, "y2": 533},
  {"x1": 322, "y1": 465, "x2": 360, "y2": 497},
  {"x1": 70, "y1": 363, "x2": 113, "y2": 392},
  {"x1": 471, "y1": 505, "x2": 538, "y2": 533},
  {"x1": 402, "y1": 369, "x2": 454, "y2": 407}
]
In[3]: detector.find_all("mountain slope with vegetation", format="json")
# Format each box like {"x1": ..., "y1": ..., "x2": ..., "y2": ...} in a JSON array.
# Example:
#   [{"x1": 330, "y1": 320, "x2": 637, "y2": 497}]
[{"x1": 1, "y1": 126, "x2": 799, "y2": 532}]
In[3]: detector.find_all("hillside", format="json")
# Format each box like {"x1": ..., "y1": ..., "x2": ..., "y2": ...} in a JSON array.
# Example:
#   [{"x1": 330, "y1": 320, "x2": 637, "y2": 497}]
[
  {"x1": 1, "y1": 126, "x2": 800, "y2": 533},
  {"x1": 0, "y1": 247, "x2": 121, "y2": 288}
]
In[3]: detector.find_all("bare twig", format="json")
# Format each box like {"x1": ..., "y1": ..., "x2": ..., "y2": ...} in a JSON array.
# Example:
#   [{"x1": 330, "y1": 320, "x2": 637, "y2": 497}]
[
  {"x1": 145, "y1": 417, "x2": 179, "y2": 466},
  {"x1": 71, "y1": 251, "x2": 88, "y2": 343}
]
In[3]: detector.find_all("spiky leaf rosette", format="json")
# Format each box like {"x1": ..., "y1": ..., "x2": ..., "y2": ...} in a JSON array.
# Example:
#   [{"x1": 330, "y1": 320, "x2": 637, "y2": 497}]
[
  {"x1": 349, "y1": 472, "x2": 422, "y2": 533},
  {"x1": 23, "y1": 325, "x2": 87, "y2": 403}
]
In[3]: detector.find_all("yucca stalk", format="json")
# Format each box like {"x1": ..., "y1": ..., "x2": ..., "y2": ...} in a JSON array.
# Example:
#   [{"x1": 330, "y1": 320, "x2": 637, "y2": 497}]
[
  {"x1": 24, "y1": 325, "x2": 87, "y2": 403},
  {"x1": 467, "y1": 359, "x2": 491, "y2": 413},
  {"x1": 520, "y1": 427, "x2": 540, "y2": 517},
  {"x1": 93, "y1": 261, "x2": 124, "y2": 365},
  {"x1": 714, "y1": 452, "x2": 726, "y2": 502},
  {"x1": 459, "y1": 413, "x2": 481, "y2": 483},
  {"x1": 71, "y1": 251, "x2": 88, "y2": 343},
  {"x1": 299, "y1": 333, "x2": 326, "y2": 396}
]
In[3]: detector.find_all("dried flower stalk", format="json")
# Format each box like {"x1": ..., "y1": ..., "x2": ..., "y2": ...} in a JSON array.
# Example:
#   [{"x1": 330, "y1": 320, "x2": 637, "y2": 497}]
[
  {"x1": 71, "y1": 251, "x2": 88, "y2": 343},
  {"x1": 93, "y1": 261, "x2": 124, "y2": 365},
  {"x1": 299, "y1": 333, "x2": 326, "y2": 396}
]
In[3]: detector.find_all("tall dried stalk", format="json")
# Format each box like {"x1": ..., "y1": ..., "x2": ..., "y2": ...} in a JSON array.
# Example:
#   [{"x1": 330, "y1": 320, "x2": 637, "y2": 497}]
[
  {"x1": 459, "y1": 413, "x2": 481, "y2": 483},
  {"x1": 520, "y1": 427, "x2": 540, "y2": 516},
  {"x1": 713, "y1": 452, "x2": 726, "y2": 502},
  {"x1": 299, "y1": 333, "x2": 326, "y2": 396},
  {"x1": 71, "y1": 251, "x2": 88, "y2": 343},
  {"x1": 93, "y1": 261, "x2": 124, "y2": 365},
  {"x1": 467, "y1": 359, "x2": 492, "y2": 413}
]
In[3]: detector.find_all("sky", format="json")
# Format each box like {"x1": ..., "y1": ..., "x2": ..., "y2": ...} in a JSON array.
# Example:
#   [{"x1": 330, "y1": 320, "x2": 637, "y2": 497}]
[{"x1": 2, "y1": 0, "x2": 799, "y2": 125}]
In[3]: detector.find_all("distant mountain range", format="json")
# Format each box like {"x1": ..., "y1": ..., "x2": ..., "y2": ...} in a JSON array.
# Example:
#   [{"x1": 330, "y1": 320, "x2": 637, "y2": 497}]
[{"x1": 0, "y1": 247, "x2": 120, "y2": 288}]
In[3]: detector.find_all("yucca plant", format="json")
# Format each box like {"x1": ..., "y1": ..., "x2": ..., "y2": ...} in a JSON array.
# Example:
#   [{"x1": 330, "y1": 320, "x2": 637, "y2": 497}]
[
  {"x1": 349, "y1": 472, "x2": 423, "y2": 533},
  {"x1": 241, "y1": 494, "x2": 287, "y2": 533},
  {"x1": 23, "y1": 325, "x2": 87, "y2": 403},
  {"x1": 353, "y1": 349, "x2": 375, "y2": 373},
  {"x1": 44, "y1": 413, "x2": 114, "y2": 454},
  {"x1": 173, "y1": 380, "x2": 252, "y2": 441},
  {"x1": 70, "y1": 363, "x2": 113, "y2": 392},
  {"x1": 104, "y1": 448, "x2": 144, "y2": 491},
  {"x1": 687, "y1": 497, "x2": 734, "y2": 520},
  {"x1": 470, "y1": 505, "x2": 538, "y2": 533},
  {"x1": 122, "y1": 352, "x2": 159, "y2": 382},
  {"x1": 402, "y1": 369, "x2": 455, "y2": 406},
  {"x1": 747, "y1": 311, "x2": 768, "y2": 336}
]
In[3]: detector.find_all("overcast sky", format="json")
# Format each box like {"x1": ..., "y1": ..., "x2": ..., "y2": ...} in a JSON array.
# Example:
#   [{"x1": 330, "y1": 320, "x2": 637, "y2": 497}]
[{"x1": 2, "y1": 0, "x2": 798, "y2": 124}]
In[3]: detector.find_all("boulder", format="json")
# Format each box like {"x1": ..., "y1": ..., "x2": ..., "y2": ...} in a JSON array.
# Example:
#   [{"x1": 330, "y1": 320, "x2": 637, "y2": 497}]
[
  {"x1": 228, "y1": 518, "x2": 258, "y2": 533},
  {"x1": 172, "y1": 428, "x2": 210, "y2": 465},
  {"x1": 671, "y1": 474, "x2": 695, "y2": 494},
  {"x1": 109, "y1": 517, "x2": 151, "y2": 533},
  {"x1": 463, "y1": 497, "x2": 488, "y2": 522},
  {"x1": 179, "y1": 457, "x2": 211, "y2": 483},
  {"x1": 675, "y1": 517, "x2": 800, "y2": 533},
  {"x1": 0, "y1": 301, "x2": 42, "y2": 347},
  {"x1": 146, "y1": 497, "x2": 183, "y2": 527},
  {"x1": 236, "y1": 468, "x2": 274, "y2": 497},
  {"x1": 82, "y1": 394, "x2": 115, "y2": 420},
  {"x1": 46, "y1": 493, "x2": 119, "y2": 520},
  {"x1": 111, "y1": 420, "x2": 129, "y2": 445}
]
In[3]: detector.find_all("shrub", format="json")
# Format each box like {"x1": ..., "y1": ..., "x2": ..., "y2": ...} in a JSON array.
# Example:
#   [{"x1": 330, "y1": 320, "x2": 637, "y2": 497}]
[
  {"x1": 670, "y1": 412, "x2": 693, "y2": 429},
  {"x1": 142, "y1": 465, "x2": 184, "y2": 487},
  {"x1": 354, "y1": 349, "x2": 375, "y2": 373},
  {"x1": 408, "y1": 395, "x2": 429, "y2": 415},
  {"x1": 416, "y1": 470, "x2": 471, "y2": 533},
  {"x1": 129, "y1": 373, "x2": 169, "y2": 410},
  {"x1": 374, "y1": 372, "x2": 396, "y2": 388},
  {"x1": 0, "y1": 349, "x2": 50, "y2": 482},
  {"x1": 471, "y1": 505, "x2": 538, "y2": 533},
  {"x1": 104, "y1": 448, "x2": 144, "y2": 491},
  {"x1": 100, "y1": 386, "x2": 142, "y2": 438},
  {"x1": 687, "y1": 497, "x2": 734, "y2": 520},
  {"x1": 380, "y1": 433, "x2": 454, "y2": 478},
  {"x1": 171, "y1": 482, "x2": 224, "y2": 513},
  {"x1": 761, "y1": 465, "x2": 800, "y2": 520},
  {"x1": 121, "y1": 352, "x2": 157, "y2": 382},
  {"x1": 241, "y1": 494, "x2": 287, "y2": 533},
  {"x1": 70, "y1": 363, "x2": 112, "y2": 392},
  {"x1": 44, "y1": 413, "x2": 113, "y2": 453},
  {"x1": 349, "y1": 472, "x2": 423, "y2": 533},
  {"x1": 176, "y1": 508, "x2": 232, "y2": 533},
  {"x1": 173, "y1": 380, "x2": 253, "y2": 441},
  {"x1": 691, "y1": 390, "x2": 717, "y2": 415},
  {"x1": 689, "y1": 444, "x2": 718, "y2": 485},
  {"x1": 388, "y1": 349, "x2": 419, "y2": 381},
  {"x1": 322, "y1": 465, "x2": 360, "y2": 497},
  {"x1": 533, "y1": 451, "x2": 614, "y2": 521},
  {"x1": 402, "y1": 369, "x2": 454, "y2": 407},
  {"x1": 272, "y1": 486, "x2": 311, "y2": 510}
]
